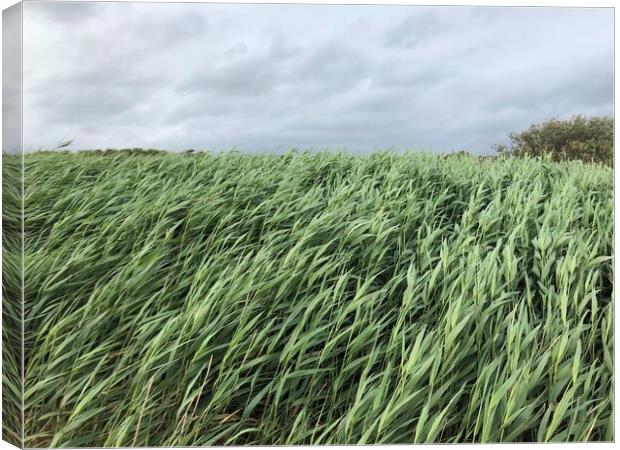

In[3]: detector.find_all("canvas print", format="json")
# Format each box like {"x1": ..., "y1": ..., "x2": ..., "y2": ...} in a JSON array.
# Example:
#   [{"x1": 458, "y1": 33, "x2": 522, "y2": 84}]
[{"x1": 1, "y1": 1, "x2": 614, "y2": 447}]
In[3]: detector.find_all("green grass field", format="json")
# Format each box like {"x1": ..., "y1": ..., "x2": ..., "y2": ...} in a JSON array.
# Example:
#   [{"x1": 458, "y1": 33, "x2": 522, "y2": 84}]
[{"x1": 3, "y1": 150, "x2": 614, "y2": 445}]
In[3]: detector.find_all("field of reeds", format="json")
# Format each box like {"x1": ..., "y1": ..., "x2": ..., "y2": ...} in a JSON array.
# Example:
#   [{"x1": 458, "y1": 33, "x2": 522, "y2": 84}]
[{"x1": 2, "y1": 150, "x2": 614, "y2": 445}]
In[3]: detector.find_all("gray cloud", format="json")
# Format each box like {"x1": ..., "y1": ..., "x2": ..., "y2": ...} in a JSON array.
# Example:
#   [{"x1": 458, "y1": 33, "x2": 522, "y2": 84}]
[
  {"x1": 3, "y1": 3, "x2": 22, "y2": 154},
  {"x1": 384, "y1": 12, "x2": 446, "y2": 49},
  {"x1": 179, "y1": 56, "x2": 278, "y2": 97},
  {"x1": 20, "y1": 3, "x2": 613, "y2": 154},
  {"x1": 31, "y1": 0, "x2": 96, "y2": 23}
]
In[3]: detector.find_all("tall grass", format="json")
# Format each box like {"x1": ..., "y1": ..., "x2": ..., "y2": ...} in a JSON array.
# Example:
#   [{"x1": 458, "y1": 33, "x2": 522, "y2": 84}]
[
  {"x1": 2, "y1": 153, "x2": 23, "y2": 447},
  {"x1": 16, "y1": 150, "x2": 613, "y2": 445}
]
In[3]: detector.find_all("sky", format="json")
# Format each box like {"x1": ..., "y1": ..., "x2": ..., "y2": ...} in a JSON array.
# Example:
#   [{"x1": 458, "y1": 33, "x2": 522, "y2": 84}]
[
  {"x1": 2, "y1": 3, "x2": 21, "y2": 154},
  {"x1": 6, "y1": 2, "x2": 615, "y2": 154}
]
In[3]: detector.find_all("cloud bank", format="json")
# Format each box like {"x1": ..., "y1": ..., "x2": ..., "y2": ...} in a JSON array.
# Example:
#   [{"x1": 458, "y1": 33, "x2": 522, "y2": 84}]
[{"x1": 20, "y1": 2, "x2": 613, "y2": 154}]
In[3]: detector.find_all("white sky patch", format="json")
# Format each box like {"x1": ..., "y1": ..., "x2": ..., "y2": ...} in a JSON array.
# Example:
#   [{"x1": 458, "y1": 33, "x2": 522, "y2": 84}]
[{"x1": 20, "y1": 2, "x2": 613, "y2": 154}]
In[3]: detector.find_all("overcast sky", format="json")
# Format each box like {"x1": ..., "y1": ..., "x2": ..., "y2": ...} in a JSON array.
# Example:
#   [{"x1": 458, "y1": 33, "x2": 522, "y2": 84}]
[{"x1": 9, "y1": 2, "x2": 615, "y2": 153}]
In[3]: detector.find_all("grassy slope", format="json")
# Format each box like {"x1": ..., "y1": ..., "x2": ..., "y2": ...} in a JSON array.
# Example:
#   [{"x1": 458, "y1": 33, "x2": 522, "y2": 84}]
[{"x1": 21, "y1": 151, "x2": 612, "y2": 445}]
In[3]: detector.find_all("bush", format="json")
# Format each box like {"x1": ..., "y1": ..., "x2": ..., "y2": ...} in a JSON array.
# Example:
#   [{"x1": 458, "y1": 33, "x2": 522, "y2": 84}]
[{"x1": 495, "y1": 115, "x2": 613, "y2": 166}]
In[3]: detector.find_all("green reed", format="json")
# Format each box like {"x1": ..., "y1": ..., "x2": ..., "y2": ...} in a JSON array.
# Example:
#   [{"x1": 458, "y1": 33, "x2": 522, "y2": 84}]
[{"x1": 11, "y1": 150, "x2": 613, "y2": 446}]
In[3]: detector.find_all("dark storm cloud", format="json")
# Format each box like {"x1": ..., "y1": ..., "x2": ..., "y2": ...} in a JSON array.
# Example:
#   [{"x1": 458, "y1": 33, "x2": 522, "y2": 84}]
[{"x1": 21, "y1": 3, "x2": 613, "y2": 153}]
